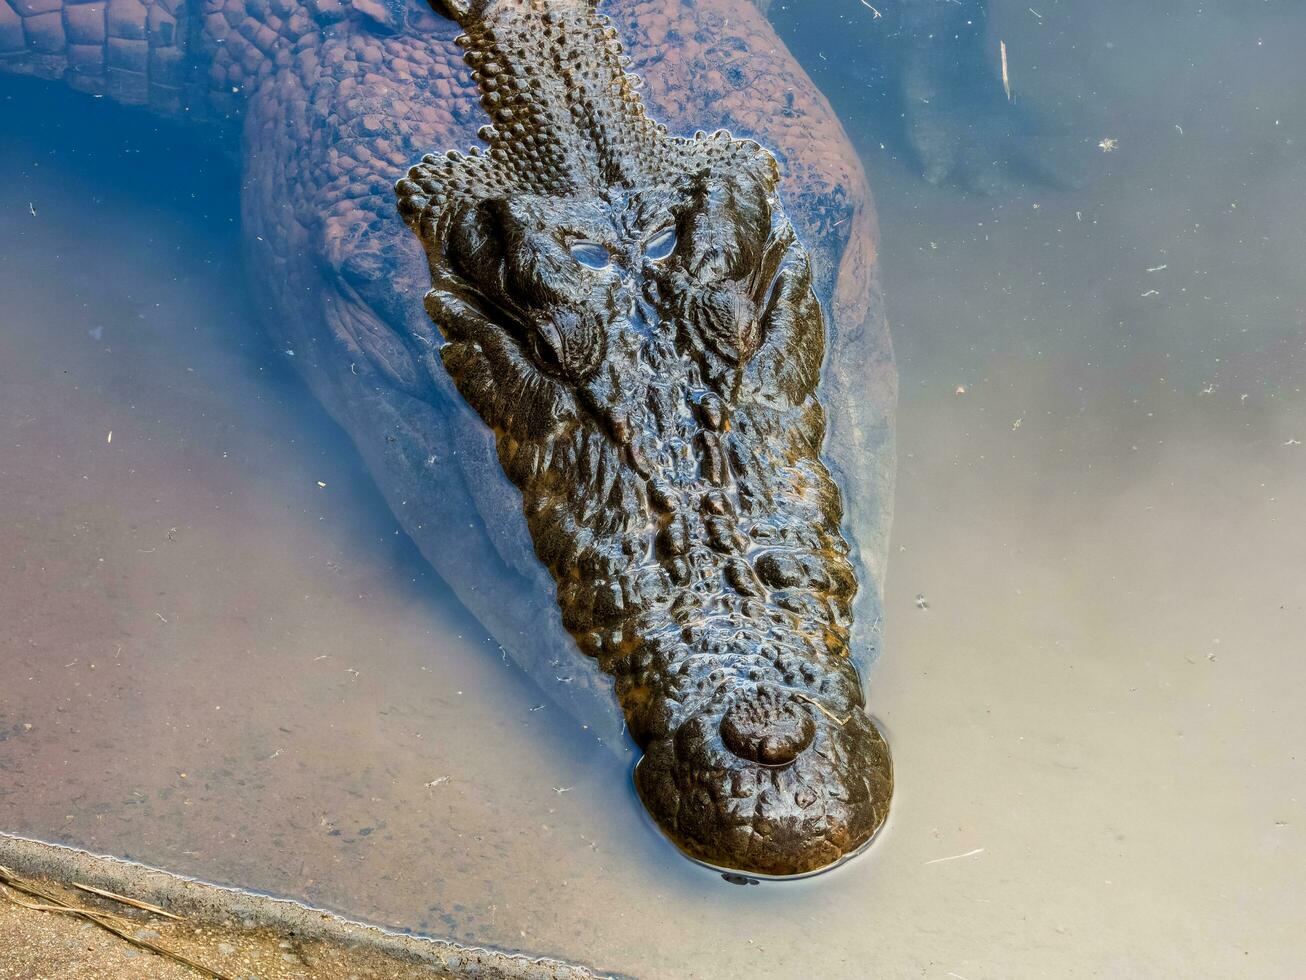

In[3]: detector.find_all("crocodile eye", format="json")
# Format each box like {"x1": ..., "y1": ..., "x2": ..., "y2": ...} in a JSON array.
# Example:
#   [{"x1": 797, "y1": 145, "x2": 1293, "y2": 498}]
[
  {"x1": 569, "y1": 241, "x2": 611, "y2": 270},
  {"x1": 530, "y1": 320, "x2": 565, "y2": 372},
  {"x1": 645, "y1": 227, "x2": 677, "y2": 262}
]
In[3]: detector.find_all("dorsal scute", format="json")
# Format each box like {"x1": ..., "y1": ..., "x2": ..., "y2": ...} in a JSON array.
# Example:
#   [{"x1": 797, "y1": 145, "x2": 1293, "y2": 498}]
[{"x1": 398, "y1": 1, "x2": 782, "y2": 246}]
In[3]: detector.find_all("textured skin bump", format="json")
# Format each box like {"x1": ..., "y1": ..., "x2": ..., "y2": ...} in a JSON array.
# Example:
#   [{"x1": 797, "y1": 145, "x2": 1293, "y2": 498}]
[
  {"x1": 3, "y1": 0, "x2": 897, "y2": 874},
  {"x1": 397, "y1": 0, "x2": 891, "y2": 876}
]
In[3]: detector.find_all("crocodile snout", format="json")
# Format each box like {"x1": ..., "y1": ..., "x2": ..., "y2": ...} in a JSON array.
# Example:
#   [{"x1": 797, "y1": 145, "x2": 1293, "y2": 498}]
[
  {"x1": 719, "y1": 686, "x2": 815, "y2": 766},
  {"x1": 636, "y1": 679, "x2": 892, "y2": 877}
]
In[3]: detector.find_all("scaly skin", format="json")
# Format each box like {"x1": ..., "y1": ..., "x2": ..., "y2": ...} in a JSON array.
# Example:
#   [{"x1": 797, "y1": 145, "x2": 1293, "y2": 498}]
[
  {"x1": 2, "y1": 0, "x2": 897, "y2": 874},
  {"x1": 395, "y1": 0, "x2": 892, "y2": 875}
]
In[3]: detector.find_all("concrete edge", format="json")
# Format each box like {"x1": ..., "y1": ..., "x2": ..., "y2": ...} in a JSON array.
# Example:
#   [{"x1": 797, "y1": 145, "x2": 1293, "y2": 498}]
[{"x1": 0, "y1": 831, "x2": 614, "y2": 980}]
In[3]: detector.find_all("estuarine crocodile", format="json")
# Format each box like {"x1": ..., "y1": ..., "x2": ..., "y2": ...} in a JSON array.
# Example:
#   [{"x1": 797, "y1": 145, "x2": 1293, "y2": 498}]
[
  {"x1": 0, "y1": 0, "x2": 1009, "y2": 874},
  {"x1": 396, "y1": 0, "x2": 893, "y2": 875}
]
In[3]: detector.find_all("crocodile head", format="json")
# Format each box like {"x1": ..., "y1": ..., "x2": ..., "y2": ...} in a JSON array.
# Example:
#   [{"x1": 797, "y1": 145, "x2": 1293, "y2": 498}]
[{"x1": 397, "y1": 0, "x2": 891, "y2": 876}]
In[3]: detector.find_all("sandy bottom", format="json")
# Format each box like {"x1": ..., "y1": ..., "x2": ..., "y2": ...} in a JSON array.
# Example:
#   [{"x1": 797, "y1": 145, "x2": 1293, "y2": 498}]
[
  {"x1": 0, "y1": 894, "x2": 441, "y2": 980},
  {"x1": 0, "y1": 869, "x2": 467, "y2": 980},
  {"x1": 2, "y1": 0, "x2": 1305, "y2": 977},
  {"x1": 0, "y1": 832, "x2": 595, "y2": 979}
]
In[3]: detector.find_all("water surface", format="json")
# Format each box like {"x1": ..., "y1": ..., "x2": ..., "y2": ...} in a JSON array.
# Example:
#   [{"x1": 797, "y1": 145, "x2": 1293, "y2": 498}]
[{"x1": 2, "y1": 1, "x2": 1304, "y2": 976}]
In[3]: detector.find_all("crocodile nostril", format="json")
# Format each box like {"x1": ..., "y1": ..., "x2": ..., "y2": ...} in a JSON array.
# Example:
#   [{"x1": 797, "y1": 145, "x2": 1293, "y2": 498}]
[{"x1": 719, "y1": 687, "x2": 816, "y2": 766}]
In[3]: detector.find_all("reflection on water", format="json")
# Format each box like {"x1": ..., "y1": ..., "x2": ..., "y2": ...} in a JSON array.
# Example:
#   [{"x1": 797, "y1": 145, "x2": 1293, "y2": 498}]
[{"x1": 2, "y1": 0, "x2": 1305, "y2": 976}]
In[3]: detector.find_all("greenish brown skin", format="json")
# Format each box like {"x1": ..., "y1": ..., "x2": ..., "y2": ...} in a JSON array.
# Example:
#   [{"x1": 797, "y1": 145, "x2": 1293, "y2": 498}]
[
  {"x1": 3, "y1": 0, "x2": 900, "y2": 874},
  {"x1": 397, "y1": 0, "x2": 891, "y2": 876}
]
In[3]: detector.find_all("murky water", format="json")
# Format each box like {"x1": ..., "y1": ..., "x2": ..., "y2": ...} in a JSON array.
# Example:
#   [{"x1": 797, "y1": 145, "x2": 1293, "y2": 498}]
[{"x1": 3, "y1": 1, "x2": 1304, "y2": 977}]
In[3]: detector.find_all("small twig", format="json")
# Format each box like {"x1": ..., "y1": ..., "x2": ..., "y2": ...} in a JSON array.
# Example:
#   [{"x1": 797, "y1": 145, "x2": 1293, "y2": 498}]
[
  {"x1": 924, "y1": 847, "x2": 985, "y2": 865},
  {"x1": 72, "y1": 881, "x2": 183, "y2": 920},
  {"x1": 0, "y1": 884, "x2": 133, "y2": 927},
  {"x1": 0, "y1": 865, "x2": 230, "y2": 980},
  {"x1": 792, "y1": 692, "x2": 850, "y2": 727},
  {"x1": 83, "y1": 911, "x2": 231, "y2": 980}
]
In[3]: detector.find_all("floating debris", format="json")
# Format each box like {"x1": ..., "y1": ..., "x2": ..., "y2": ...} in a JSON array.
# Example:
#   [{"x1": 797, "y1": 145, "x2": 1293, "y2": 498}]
[
  {"x1": 915, "y1": 594, "x2": 929, "y2": 611},
  {"x1": 1098, "y1": 137, "x2": 1119, "y2": 152},
  {"x1": 792, "y1": 691, "x2": 851, "y2": 726},
  {"x1": 1000, "y1": 41, "x2": 1012, "y2": 101},
  {"x1": 857, "y1": 0, "x2": 881, "y2": 16},
  {"x1": 924, "y1": 847, "x2": 985, "y2": 866}
]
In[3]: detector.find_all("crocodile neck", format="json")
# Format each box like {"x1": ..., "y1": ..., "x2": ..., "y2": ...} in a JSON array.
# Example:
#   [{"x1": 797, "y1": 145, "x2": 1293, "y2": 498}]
[{"x1": 0, "y1": 0, "x2": 439, "y2": 124}]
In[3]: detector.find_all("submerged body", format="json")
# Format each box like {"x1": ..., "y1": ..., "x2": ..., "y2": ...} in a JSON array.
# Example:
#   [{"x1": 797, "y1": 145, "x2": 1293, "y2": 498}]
[{"x1": 2, "y1": 0, "x2": 898, "y2": 873}]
